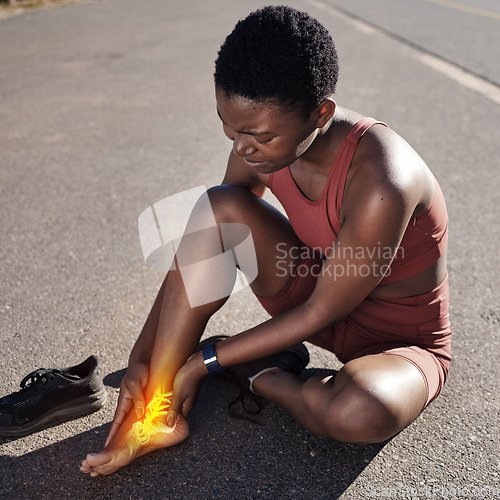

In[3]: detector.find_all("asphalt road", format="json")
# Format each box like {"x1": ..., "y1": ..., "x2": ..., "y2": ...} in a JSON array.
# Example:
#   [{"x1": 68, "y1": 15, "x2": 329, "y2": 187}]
[
  {"x1": 322, "y1": 0, "x2": 500, "y2": 85},
  {"x1": 0, "y1": 0, "x2": 499, "y2": 498}
]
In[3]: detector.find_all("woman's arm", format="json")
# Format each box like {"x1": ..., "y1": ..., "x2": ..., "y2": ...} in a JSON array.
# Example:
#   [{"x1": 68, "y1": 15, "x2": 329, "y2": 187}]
[
  {"x1": 166, "y1": 167, "x2": 418, "y2": 426},
  {"x1": 219, "y1": 174, "x2": 414, "y2": 362}
]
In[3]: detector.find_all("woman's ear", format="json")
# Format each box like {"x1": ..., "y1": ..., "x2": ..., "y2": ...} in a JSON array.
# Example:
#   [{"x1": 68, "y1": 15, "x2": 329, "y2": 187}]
[{"x1": 315, "y1": 98, "x2": 336, "y2": 128}]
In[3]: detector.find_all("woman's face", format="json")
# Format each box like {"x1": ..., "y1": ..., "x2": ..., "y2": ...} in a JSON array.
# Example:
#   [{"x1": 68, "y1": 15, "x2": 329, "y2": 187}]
[{"x1": 215, "y1": 89, "x2": 321, "y2": 174}]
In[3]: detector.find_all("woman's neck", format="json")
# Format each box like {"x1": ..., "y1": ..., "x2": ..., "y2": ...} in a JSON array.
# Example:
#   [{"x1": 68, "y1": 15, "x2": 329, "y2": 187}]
[{"x1": 295, "y1": 106, "x2": 349, "y2": 174}]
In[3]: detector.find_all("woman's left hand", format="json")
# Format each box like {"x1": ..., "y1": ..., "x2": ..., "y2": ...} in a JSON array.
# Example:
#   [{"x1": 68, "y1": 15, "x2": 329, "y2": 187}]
[{"x1": 167, "y1": 352, "x2": 207, "y2": 428}]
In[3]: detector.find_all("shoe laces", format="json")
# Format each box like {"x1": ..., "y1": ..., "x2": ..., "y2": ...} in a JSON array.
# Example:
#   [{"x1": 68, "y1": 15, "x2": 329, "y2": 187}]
[
  {"x1": 226, "y1": 374, "x2": 263, "y2": 425},
  {"x1": 20, "y1": 369, "x2": 60, "y2": 391}
]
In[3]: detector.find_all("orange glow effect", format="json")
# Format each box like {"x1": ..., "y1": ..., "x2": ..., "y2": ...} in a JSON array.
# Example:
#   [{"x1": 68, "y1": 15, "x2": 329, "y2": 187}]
[{"x1": 129, "y1": 388, "x2": 175, "y2": 445}]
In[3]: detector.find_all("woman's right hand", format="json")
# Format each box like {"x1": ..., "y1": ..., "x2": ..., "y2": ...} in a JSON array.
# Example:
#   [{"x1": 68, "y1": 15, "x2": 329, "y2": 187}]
[{"x1": 105, "y1": 360, "x2": 149, "y2": 446}]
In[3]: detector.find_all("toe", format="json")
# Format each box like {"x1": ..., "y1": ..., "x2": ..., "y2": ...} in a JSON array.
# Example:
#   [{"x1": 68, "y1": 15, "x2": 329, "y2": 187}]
[
  {"x1": 80, "y1": 459, "x2": 93, "y2": 472},
  {"x1": 85, "y1": 451, "x2": 111, "y2": 468}
]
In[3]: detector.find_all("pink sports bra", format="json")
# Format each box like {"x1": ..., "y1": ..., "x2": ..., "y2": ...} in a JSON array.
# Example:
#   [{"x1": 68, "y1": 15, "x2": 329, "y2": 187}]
[{"x1": 268, "y1": 117, "x2": 448, "y2": 285}]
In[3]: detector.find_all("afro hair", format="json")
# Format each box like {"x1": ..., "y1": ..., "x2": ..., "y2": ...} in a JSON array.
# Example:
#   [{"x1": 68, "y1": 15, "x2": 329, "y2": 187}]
[{"x1": 214, "y1": 5, "x2": 339, "y2": 116}]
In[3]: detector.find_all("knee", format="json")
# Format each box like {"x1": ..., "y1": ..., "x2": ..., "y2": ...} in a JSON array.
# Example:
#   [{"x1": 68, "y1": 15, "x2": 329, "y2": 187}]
[
  {"x1": 303, "y1": 371, "x2": 403, "y2": 444},
  {"x1": 206, "y1": 185, "x2": 255, "y2": 222},
  {"x1": 328, "y1": 392, "x2": 400, "y2": 444}
]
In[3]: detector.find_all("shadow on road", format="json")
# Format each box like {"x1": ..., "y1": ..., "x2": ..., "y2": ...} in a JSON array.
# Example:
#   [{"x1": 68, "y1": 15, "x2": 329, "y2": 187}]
[{"x1": 0, "y1": 374, "x2": 386, "y2": 499}]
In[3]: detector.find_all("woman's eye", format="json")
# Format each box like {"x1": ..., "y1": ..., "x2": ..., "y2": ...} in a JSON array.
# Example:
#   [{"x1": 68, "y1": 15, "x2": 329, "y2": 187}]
[{"x1": 256, "y1": 137, "x2": 272, "y2": 144}]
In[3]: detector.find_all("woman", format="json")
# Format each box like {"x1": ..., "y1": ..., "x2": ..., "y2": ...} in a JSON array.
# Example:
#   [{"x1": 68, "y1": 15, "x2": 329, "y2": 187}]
[{"x1": 81, "y1": 5, "x2": 451, "y2": 477}]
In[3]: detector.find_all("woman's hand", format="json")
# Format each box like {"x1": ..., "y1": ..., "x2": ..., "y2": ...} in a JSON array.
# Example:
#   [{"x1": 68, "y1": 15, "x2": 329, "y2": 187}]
[
  {"x1": 166, "y1": 353, "x2": 207, "y2": 429},
  {"x1": 105, "y1": 360, "x2": 149, "y2": 446}
]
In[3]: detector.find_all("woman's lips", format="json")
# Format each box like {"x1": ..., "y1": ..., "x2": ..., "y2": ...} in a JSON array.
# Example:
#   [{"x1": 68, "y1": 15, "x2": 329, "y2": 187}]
[{"x1": 244, "y1": 157, "x2": 267, "y2": 168}]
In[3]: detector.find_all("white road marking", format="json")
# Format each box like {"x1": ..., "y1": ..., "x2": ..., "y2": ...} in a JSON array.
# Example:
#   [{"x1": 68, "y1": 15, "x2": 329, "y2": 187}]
[
  {"x1": 415, "y1": 52, "x2": 500, "y2": 105},
  {"x1": 421, "y1": 0, "x2": 500, "y2": 21},
  {"x1": 307, "y1": 0, "x2": 500, "y2": 105}
]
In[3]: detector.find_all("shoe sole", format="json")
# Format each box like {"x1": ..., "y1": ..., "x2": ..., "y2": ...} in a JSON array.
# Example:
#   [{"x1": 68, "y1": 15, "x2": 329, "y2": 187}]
[{"x1": 0, "y1": 385, "x2": 107, "y2": 437}]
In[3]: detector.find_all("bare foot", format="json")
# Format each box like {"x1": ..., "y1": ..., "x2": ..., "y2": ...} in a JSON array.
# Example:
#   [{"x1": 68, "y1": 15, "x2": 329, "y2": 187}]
[{"x1": 80, "y1": 415, "x2": 189, "y2": 477}]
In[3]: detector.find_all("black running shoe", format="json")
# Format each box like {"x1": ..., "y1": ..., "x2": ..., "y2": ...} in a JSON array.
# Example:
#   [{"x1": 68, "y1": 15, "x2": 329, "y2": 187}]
[
  {"x1": 0, "y1": 355, "x2": 107, "y2": 437},
  {"x1": 197, "y1": 336, "x2": 309, "y2": 423},
  {"x1": 197, "y1": 335, "x2": 310, "y2": 380}
]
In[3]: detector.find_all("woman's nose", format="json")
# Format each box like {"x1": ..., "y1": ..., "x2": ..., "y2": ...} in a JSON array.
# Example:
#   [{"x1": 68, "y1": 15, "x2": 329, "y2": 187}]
[{"x1": 232, "y1": 135, "x2": 257, "y2": 157}]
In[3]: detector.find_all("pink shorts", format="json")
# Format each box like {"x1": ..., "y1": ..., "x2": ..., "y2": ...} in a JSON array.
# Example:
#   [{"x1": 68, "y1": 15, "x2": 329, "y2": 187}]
[{"x1": 256, "y1": 253, "x2": 452, "y2": 408}]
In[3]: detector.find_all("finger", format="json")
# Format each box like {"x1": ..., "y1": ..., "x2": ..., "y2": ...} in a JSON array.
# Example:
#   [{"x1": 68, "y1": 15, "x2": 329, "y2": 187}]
[
  {"x1": 114, "y1": 385, "x2": 134, "y2": 422},
  {"x1": 80, "y1": 460, "x2": 92, "y2": 472},
  {"x1": 105, "y1": 403, "x2": 129, "y2": 446},
  {"x1": 105, "y1": 421, "x2": 121, "y2": 447},
  {"x1": 181, "y1": 395, "x2": 195, "y2": 419},
  {"x1": 126, "y1": 379, "x2": 146, "y2": 419},
  {"x1": 105, "y1": 392, "x2": 133, "y2": 446},
  {"x1": 166, "y1": 392, "x2": 182, "y2": 429}
]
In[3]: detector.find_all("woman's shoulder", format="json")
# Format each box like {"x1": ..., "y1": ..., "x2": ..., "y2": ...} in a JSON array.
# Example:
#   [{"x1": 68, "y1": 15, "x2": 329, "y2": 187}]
[{"x1": 340, "y1": 109, "x2": 435, "y2": 217}]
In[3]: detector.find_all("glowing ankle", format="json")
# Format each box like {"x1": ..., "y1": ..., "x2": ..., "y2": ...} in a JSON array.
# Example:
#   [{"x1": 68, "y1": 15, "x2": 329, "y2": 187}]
[{"x1": 129, "y1": 388, "x2": 175, "y2": 446}]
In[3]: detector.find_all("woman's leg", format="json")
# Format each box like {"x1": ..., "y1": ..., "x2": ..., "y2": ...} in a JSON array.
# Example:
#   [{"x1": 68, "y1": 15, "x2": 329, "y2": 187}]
[
  {"x1": 141, "y1": 185, "x2": 304, "y2": 389},
  {"x1": 81, "y1": 186, "x2": 303, "y2": 475},
  {"x1": 251, "y1": 353, "x2": 427, "y2": 444}
]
